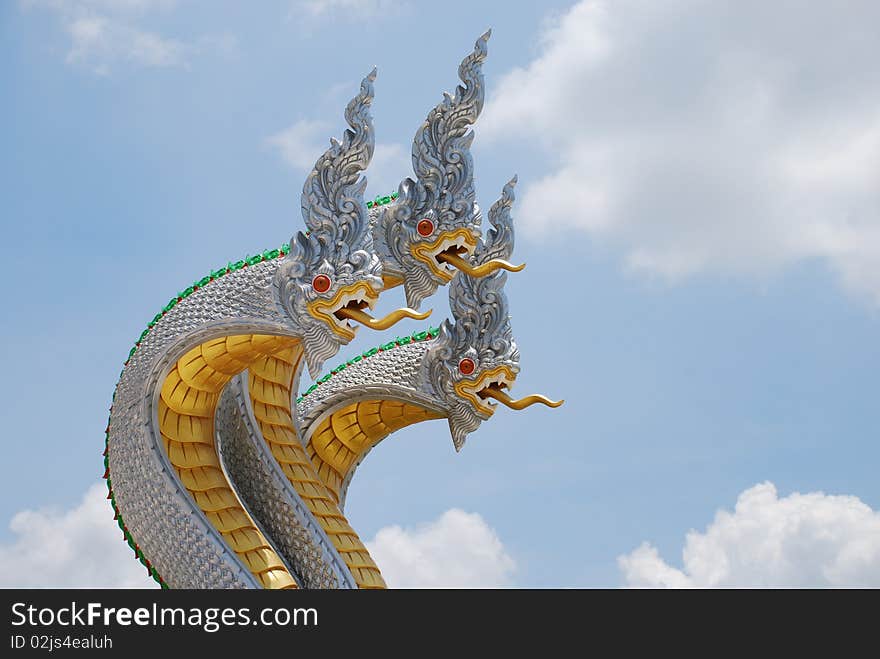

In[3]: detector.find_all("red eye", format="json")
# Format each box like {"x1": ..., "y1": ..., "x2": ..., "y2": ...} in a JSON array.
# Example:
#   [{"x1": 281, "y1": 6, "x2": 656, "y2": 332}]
[
  {"x1": 458, "y1": 358, "x2": 475, "y2": 375},
  {"x1": 312, "y1": 274, "x2": 332, "y2": 293},
  {"x1": 417, "y1": 219, "x2": 435, "y2": 237}
]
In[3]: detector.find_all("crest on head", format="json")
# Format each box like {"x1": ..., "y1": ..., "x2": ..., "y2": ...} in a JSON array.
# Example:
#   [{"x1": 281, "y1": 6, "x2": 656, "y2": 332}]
[
  {"x1": 277, "y1": 69, "x2": 433, "y2": 378},
  {"x1": 425, "y1": 176, "x2": 520, "y2": 450},
  {"x1": 277, "y1": 70, "x2": 384, "y2": 378},
  {"x1": 425, "y1": 176, "x2": 563, "y2": 450},
  {"x1": 374, "y1": 31, "x2": 524, "y2": 309}
]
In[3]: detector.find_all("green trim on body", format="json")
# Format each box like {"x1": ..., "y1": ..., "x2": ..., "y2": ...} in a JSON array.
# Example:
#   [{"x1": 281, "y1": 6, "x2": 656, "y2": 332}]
[
  {"x1": 297, "y1": 326, "x2": 440, "y2": 402},
  {"x1": 105, "y1": 190, "x2": 400, "y2": 588}
]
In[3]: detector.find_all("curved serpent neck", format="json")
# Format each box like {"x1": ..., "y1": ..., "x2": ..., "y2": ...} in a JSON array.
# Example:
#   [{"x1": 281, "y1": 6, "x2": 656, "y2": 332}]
[
  {"x1": 104, "y1": 65, "x2": 390, "y2": 588},
  {"x1": 215, "y1": 373, "x2": 356, "y2": 588},
  {"x1": 105, "y1": 248, "x2": 397, "y2": 588},
  {"x1": 294, "y1": 334, "x2": 448, "y2": 510},
  {"x1": 100, "y1": 32, "x2": 531, "y2": 588},
  {"x1": 290, "y1": 177, "x2": 532, "y2": 511},
  {"x1": 106, "y1": 253, "x2": 396, "y2": 588},
  {"x1": 107, "y1": 255, "x2": 304, "y2": 588}
]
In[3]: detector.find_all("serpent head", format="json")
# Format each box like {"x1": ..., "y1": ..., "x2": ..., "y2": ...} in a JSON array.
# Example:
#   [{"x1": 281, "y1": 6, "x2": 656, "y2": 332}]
[
  {"x1": 424, "y1": 176, "x2": 562, "y2": 450},
  {"x1": 278, "y1": 70, "x2": 428, "y2": 378},
  {"x1": 373, "y1": 30, "x2": 524, "y2": 310}
]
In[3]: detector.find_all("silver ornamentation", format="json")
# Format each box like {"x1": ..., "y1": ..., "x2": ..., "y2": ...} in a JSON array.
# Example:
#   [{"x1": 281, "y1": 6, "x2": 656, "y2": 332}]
[
  {"x1": 105, "y1": 35, "x2": 552, "y2": 590},
  {"x1": 374, "y1": 31, "x2": 490, "y2": 308},
  {"x1": 108, "y1": 259, "x2": 293, "y2": 588},
  {"x1": 217, "y1": 376, "x2": 354, "y2": 588},
  {"x1": 277, "y1": 69, "x2": 383, "y2": 378},
  {"x1": 296, "y1": 176, "x2": 521, "y2": 498},
  {"x1": 425, "y1": 176, "x2": 520, "y2": 450},
  {"x1": 107, "y1": 74, "x2": 385, "y2": 588}
]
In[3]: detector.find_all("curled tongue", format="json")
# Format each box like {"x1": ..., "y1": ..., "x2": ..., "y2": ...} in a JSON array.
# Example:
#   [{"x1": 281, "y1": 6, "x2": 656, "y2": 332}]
[
  {"x1": 335, "y1": 305, "x2": 431, "y2": 330},
  {"x1": 436, "y1": 251, "x2": 526, "y2": 277},
  {"x1": 478, "y1": 386, "x2": 564, "y2": 411}
]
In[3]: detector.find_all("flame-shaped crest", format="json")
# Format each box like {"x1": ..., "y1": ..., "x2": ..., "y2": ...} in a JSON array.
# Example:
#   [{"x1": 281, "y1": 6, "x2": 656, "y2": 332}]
[
  {"x1": 373, "y1": 31, "x2": 490, "y2": 308},
  {"x1": 277, "y1": 70, "x2": 384, "y2": 377},
  {"x1": 425, "y1": 176, "x2": 521, "y2": 450}
]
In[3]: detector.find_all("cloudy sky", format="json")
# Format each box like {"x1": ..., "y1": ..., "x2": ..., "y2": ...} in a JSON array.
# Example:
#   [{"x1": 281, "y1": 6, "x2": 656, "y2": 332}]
[{"x1": 2, "y1": 0, "x2": 879, "y2": 587}]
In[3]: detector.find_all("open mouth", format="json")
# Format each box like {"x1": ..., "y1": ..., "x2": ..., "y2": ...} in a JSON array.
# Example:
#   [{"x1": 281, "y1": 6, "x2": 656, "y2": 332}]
[
  {"x1": 434, "y1": 239, "x2": 473, "y2": 274},
  {"x1": 332, "y1": 294, "x2": 374, "y2": 332},
  {"x1": 477, "y1": 381, "x2": 510, "y2": 408},
  {"x1": 412, "y1": 227, "x2": 526, "y2": 280},
  {"x1": 411, "y1": 229, "x2": 478, "y2": 282},
  {"x1": 308, "y1": 281, "x2": 432, "y2": 341},
  {"x1": 308, "y1": 282, "x2": 378, "y2": 341},
  {"x1": 454, "y1": 364, "x2": 564, "y2": 415},
  {"x1": 454, "y1": 365, "x2": 517, "y2": 417}
]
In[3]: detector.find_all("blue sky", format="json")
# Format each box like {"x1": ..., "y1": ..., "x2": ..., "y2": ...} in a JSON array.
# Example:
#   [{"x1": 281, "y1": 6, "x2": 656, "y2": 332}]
[{"x1": 1, "y1": 0, "x2": 879, "y2": 587}]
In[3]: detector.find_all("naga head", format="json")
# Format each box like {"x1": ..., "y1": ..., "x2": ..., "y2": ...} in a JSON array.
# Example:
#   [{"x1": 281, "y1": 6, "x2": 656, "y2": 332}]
[
  {"x1": 373, "y1": 30, "x2": 524, "y2": 309},
  {"x1": 278, "y1": 69, "x2": 429, "y2": 378},
  {"x1": 424, "y1": 177, "x2": 562, "y2": 451}
]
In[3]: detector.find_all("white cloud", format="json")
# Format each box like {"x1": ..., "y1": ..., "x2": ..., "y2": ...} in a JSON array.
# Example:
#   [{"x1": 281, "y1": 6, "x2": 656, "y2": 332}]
[
  {"x1": 0, "y1": 490, "x2": 513, "y2": 588},
  {"x1": 266, "y1": 119, "x2": 334, "y2": 171},
  {"x1": 294, "y1": 0, "x2": 402, "y2": 20},
  {"x1": 481, "y1": 0, "x2": 880, "y2": 302},
  {"x1": 618, "y1": 482, "x2": 880, "y2": 587},
  {"x1": 65, "y1": 15, "x2": 184, "y2": 70},
  {"x1": 266, "y1": 119, "x2": 407, "y2": 196},
  {"x1": 23, "y1": 0, "x2": 177, "y2": 11},
  {"x1": 24, "y1": 0, "x2": 233, "y2": 73},
  {"x1": 367, "y1": 142, "x2": 409, "y2": 197},
  {"x1": 366, "y1": 509, "x2": 516, "y2": 587},
  {"x1": 0, "y1": 483, "x2": 156, "y2": 588}
]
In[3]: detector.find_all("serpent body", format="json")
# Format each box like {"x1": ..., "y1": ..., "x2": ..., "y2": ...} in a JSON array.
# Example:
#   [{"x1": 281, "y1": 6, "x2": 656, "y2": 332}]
[{"x1": 104, "y1": 33, "x2": 560, "y2": 589}]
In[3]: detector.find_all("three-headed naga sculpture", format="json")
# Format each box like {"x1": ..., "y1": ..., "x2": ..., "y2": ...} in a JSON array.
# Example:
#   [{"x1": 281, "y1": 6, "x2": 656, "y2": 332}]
[{"x1": 104, "y1": 31, "x2": 562, "y2": 589}]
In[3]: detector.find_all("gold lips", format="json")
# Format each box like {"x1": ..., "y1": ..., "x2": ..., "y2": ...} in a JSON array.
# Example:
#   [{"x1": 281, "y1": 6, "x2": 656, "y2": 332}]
[
  {"x1": 308, "y1": 281, "x2": 431, "y2": 341},
  {"x1": 411, "y1": 229, "x2": 479, "y2": 283},
  {"x1": 454, "y1": 364, "x2": 563, "y2": 415},
  {"x1": 454, "y1": 365, "x2": 515, "y2": 416},
  {"x1": 411, "y1": 227, "x2": 526, "y2": 280}
]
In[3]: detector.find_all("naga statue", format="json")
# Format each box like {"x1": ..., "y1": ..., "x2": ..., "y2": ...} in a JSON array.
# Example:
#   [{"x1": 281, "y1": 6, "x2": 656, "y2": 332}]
[{"x1": 103, "y1": 31, "x2": 561, "y2": 589}]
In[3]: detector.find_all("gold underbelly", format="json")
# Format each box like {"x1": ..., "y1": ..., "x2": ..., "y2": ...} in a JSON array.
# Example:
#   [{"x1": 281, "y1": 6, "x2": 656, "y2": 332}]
[
  {"x1": 247, "y1": 347, "x2": 389, "y2": 589},
  {"x1": 158, "y1": 334, "x2": 300, "y2": 589},
  {"x1": 306, "y1": 400, "x2": 443, "y2": 504}
]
